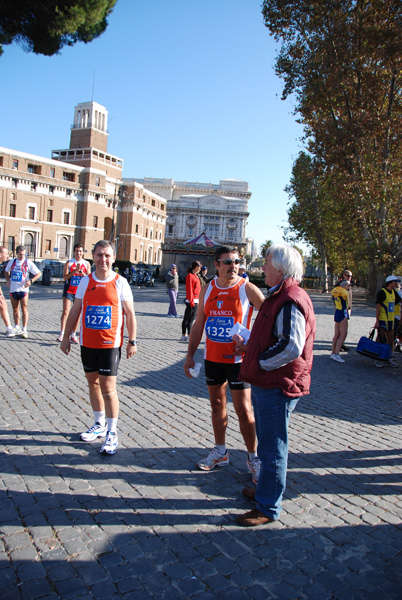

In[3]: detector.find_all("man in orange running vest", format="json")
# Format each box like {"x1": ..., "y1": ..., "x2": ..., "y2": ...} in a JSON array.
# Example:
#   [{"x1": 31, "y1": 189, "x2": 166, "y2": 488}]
[
  {"x1": 59, "y1": 243, "x2": 91, "y2": 343},
  {"x1": 184, "y1": 245, "x2": 265, "y2": 483},
  {"x1": 60, "y1": 240, "x2": 137, "y2": 455}
]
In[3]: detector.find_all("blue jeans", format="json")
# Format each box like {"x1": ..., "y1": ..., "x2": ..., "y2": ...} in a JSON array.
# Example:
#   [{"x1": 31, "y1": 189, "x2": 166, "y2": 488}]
[{"x1": 251, "y1": 385, "x2": 299, "y2": 520}]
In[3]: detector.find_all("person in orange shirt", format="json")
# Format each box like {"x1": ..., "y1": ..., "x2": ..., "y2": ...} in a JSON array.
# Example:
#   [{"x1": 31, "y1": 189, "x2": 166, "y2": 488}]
[
  {"x1": 184, "y1": 246, "x2": 265, "y2": 483},
  {"x1": 59, "y1": 243, "x2": 91, "y2": 343},
  {"x1": 60, "y1": 240, "x2": 137, "y2": 455},
  {"x1": 180, "y1": 261, "x2": 201, "y2": 342}
]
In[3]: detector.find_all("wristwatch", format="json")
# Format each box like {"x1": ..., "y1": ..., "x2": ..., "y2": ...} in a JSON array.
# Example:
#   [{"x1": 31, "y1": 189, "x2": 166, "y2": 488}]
[{"x1": 129, "y1": 340, "x2": 136, "y2": 346}]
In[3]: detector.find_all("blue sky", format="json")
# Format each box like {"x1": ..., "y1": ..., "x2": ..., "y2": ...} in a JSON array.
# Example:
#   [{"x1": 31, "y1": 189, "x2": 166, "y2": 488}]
[{"x1": 0, "y1": 0, "x2": 303, "y2": 254}]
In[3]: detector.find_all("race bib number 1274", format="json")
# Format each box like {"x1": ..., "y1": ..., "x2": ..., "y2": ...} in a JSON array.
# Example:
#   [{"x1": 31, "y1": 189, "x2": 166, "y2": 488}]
[{"x1": 84, "y1": 305, "x2": 112, "y2": 330}]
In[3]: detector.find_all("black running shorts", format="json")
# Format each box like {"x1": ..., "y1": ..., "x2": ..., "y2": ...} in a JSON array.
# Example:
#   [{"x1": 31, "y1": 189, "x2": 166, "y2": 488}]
[
  {"x1": 204, "y1": 360, "x2": 250, "y2": 390},
  {"x1": 80, "y1": 346, "x2": 121, "y2": 376}
]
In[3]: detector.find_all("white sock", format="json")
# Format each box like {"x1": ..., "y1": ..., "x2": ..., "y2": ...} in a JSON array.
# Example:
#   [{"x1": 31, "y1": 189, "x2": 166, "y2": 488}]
[
  {"x1": 94, "y1": 411, "x2": 106, "y2": 427},
  {"x1": 6, "y1": 326, "x2": 12, "y2": 332},
  {"x1": 107, "y1": 417, "x2": 118, "y2": 433},
  {"x1": 248, "y1": 452, "x2": 258, "y2": 461},
  {"x1": 215, "y1": 444, "x2": 226, "y2": 455}
]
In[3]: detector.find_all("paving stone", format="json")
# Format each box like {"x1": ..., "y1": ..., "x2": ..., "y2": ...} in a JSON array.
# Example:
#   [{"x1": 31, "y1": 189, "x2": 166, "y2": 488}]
[{"x1": 0, "y1": 285, "x2": 400, "y2": 600}]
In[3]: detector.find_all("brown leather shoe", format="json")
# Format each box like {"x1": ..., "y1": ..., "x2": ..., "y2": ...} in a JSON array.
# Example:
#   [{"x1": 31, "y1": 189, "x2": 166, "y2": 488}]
[
  {"x1": 237, "y1": 508, "x2": 274, "y2": 527},
  {"x1": 242, "y1": 487, "x2": 256, "y2": 501}
]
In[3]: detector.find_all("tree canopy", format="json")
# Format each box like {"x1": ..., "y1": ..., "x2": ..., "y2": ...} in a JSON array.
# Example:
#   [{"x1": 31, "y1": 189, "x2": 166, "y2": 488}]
[
  {"x1": 0, "y1": 0, "x2": 118, "y2": 56},
  {"x1": 262, "y1": 0, "x2": 402, "y2": 291},
  {"x1": 260, "y1": 239, "x2": 273, "y2": 257}
]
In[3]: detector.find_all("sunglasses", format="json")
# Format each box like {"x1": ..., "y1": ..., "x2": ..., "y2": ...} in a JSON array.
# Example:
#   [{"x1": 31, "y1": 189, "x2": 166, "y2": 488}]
[{"x1": 217, "y1": 258, "x2": 241, "y2": 265}]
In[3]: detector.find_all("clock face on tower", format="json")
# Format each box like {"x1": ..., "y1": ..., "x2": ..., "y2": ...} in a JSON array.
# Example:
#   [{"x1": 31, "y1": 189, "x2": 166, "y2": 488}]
[{"x1": 226, "y1": 218, "x2": 237, "y2": 230}]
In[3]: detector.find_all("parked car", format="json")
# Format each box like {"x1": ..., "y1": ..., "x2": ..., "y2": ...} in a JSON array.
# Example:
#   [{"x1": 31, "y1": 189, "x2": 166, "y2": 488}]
[{"x1": 38, "y1": 260, "x2": 65, "y2": 277}]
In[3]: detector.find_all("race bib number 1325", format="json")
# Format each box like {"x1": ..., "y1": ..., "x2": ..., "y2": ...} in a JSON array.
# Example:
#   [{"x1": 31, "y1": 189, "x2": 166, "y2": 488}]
[{"x1": 205, "y1": 316, "x2": 234, "y2": 343}]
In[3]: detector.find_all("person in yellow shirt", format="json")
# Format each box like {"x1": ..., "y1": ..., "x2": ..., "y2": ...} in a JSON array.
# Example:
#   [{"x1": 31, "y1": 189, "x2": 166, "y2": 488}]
[
  {"x1": 374, "y1": 275, "x2": 400, "y2": 368},
  {"x1": 330, "y1": 280, "x2": 350, "y2": 363}
]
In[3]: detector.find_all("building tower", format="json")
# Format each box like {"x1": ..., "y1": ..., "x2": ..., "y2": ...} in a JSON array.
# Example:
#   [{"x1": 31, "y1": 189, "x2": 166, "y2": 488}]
[{"x1": 69, "y1": 101, "x2": 109, "y2": 152}]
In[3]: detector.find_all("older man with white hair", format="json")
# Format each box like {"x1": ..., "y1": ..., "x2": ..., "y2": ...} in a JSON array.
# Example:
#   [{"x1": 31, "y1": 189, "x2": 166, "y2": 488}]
[{"x1": 234, "y1": 244, "x2": 316, "y2": 526}]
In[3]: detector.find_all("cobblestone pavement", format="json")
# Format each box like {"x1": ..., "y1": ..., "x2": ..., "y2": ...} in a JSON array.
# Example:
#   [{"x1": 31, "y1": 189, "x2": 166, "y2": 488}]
[{"x1": 0, "y1": 281, "x2": 401, "y2": 600}]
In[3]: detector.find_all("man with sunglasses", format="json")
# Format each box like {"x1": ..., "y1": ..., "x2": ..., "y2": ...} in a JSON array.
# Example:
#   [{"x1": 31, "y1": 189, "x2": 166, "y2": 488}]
[{"x1": 184, "y1": 245, "x2": 265, "y2": 483}]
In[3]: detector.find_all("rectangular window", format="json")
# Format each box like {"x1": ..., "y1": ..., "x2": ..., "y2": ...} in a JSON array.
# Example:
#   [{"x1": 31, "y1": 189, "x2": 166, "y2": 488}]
[
  {"x1": 49, "y1": 186, "x2": 54, "y2": 195},
  {"x1": 66, "y1": 189, "x2": 71, "y2": 197},
  {"x1": 45, "y1": 239, "x2": 51, "y2": 252},
  {"x1": 8, "y1": 236, "x2": 15, "y2": 253},
  {"x1": 63, "y1": 212, "x2": 70, "y2": 225},
  {"x1": 168, "y1": 225, "x2": 173, "y2": 234},
  {"x1": 151, "y1": 199, "x2": 155, "y2": 207},
  {"x1": 161, "y1": 204, "x2": 165, "y2": 211},
  {"x1": 95, "y1": 177, "x2": 100, "y2": 186},
  {"x1": 95, "y1": 194, "x2": 100, "y2": 202},
  {"x1": 11, "y1": 192, "x2": 16, "y2": 200},
  {"x1": 28, "y1": 164, "x2": 41, "y2": 175},
  {"x1": 135, "y1": 224, "x2": 139, "y2": 234},
  {"x1": 47, "y1": 210, "x2": 53, "y2": 222},
  {"x1": 9, "y1": 204, "x2": 16, "y2": 217},
  {"x1": 30, "y1": 182, "x2": 37, "y2": 192},
  {"x1": 28, "y1": 206, "x2": 35, "y2": 220},
  {"x1": 12, "y1": 160, "x2": 18, "y2": 169},
  {"x1": 0, "y1": 156, "x2": 3, "y2": 167},
  {"x1": 11, "y1": 179, "x2": 17, "y2": 188},
  {"x1": 93, "y1": 216, "x2": 98, "y2": 228},
  {"x1": 134, "y1": 249, "x2": 137, "y2": 261},
  {"x1": 48, "y1": 198, "x2": 53, "y2": 206},
  {"x1": 50, "y1": 168, "x2": 55, "y2": 178},
  {"x1": 63, "y1": 171, "x2": 75, "y2": 182}
]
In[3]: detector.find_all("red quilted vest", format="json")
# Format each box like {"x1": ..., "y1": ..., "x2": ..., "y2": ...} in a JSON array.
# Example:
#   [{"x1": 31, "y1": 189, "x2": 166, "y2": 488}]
[{"x1": 240, "y1": 278, "x2": 316, "y2": 398}]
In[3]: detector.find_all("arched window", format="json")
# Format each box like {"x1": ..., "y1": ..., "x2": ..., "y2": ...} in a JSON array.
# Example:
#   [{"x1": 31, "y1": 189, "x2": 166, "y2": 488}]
[
  {"x1": 24, "y1": 232, "x2": 35, "y2": 258},
  {"x1": 59, "y1": 236, "x2": 68, "y2": 259}
]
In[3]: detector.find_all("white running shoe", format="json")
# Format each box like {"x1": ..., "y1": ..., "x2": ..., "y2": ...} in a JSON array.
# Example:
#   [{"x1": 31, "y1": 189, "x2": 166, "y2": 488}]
[
  {"x1": 12, "y1": 326, "x2": 21, "y2": 336},
  {"x1": 180, "y1": 335, "x2": 188, "y2": 342},
  {"x1": 100, "y1": 431, "x2": 118, "y2": 455},
  {"x1": 20, "y1": 329, "x2": 28, "y2": 339},
  {"x1": 386, "y1": 358, "x2": 398, "y2": 368},
  {"x1": 247, "y1": 457, "x2": 261, "y2": 485},
  {"x1": 197, "y1": 448, "x2": 229, "y2": 471},
  {"x1": 330, "y1": 353, "x2": 344, "y2": 363},
  {"x1": 58, "y1": 334, "x2": 64, "y2": 342},
  {"x1": 374, "y1": 360, "x2": 385, "y2": 368},
  {"x1": 6, "y1": 329, "x2": 14, "y2": 337},
  {"x1": 80, "y1": 422, "x2": 107, "y2": 442}
]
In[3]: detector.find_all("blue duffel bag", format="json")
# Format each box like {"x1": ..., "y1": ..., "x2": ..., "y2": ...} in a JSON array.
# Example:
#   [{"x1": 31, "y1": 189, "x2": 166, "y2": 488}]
[{"x1": 356, "y1": 329, "x2": 392, "y2": 361}]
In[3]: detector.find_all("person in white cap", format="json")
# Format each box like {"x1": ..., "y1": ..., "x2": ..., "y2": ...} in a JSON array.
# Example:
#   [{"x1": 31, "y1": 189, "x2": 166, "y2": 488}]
[
  {"x1": 238, "y1": 264, "x2": 249, "y2": 281},
  {"x1": 374, "y1": 275, "x2": 401, "y2": 368}
]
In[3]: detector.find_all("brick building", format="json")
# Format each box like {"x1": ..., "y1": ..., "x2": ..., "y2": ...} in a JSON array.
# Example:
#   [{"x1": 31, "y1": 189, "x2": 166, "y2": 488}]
[{"x1": 0, "y1": 101, "x2": 166, "y2": 264}]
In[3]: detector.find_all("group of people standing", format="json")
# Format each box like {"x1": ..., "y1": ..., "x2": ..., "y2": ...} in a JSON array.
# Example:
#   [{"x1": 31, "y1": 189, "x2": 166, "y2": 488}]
[
  {"x1": 331, "y1": 268, "x2": 401, "y2": 368},
  {"x1": 165, "y1": 261, "x2": 206, "y2": 340},
  {"x1": 183, "y1": 244, "x2": 316, "y2": 526},
  {"x1": 0, "y1": 239, "x2": 317, "y2": 526}
]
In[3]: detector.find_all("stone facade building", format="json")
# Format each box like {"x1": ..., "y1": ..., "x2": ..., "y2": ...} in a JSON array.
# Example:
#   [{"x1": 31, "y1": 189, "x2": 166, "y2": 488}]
[{"x1": 134, "y1": 177, "x2": 250, "y2": 252}]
